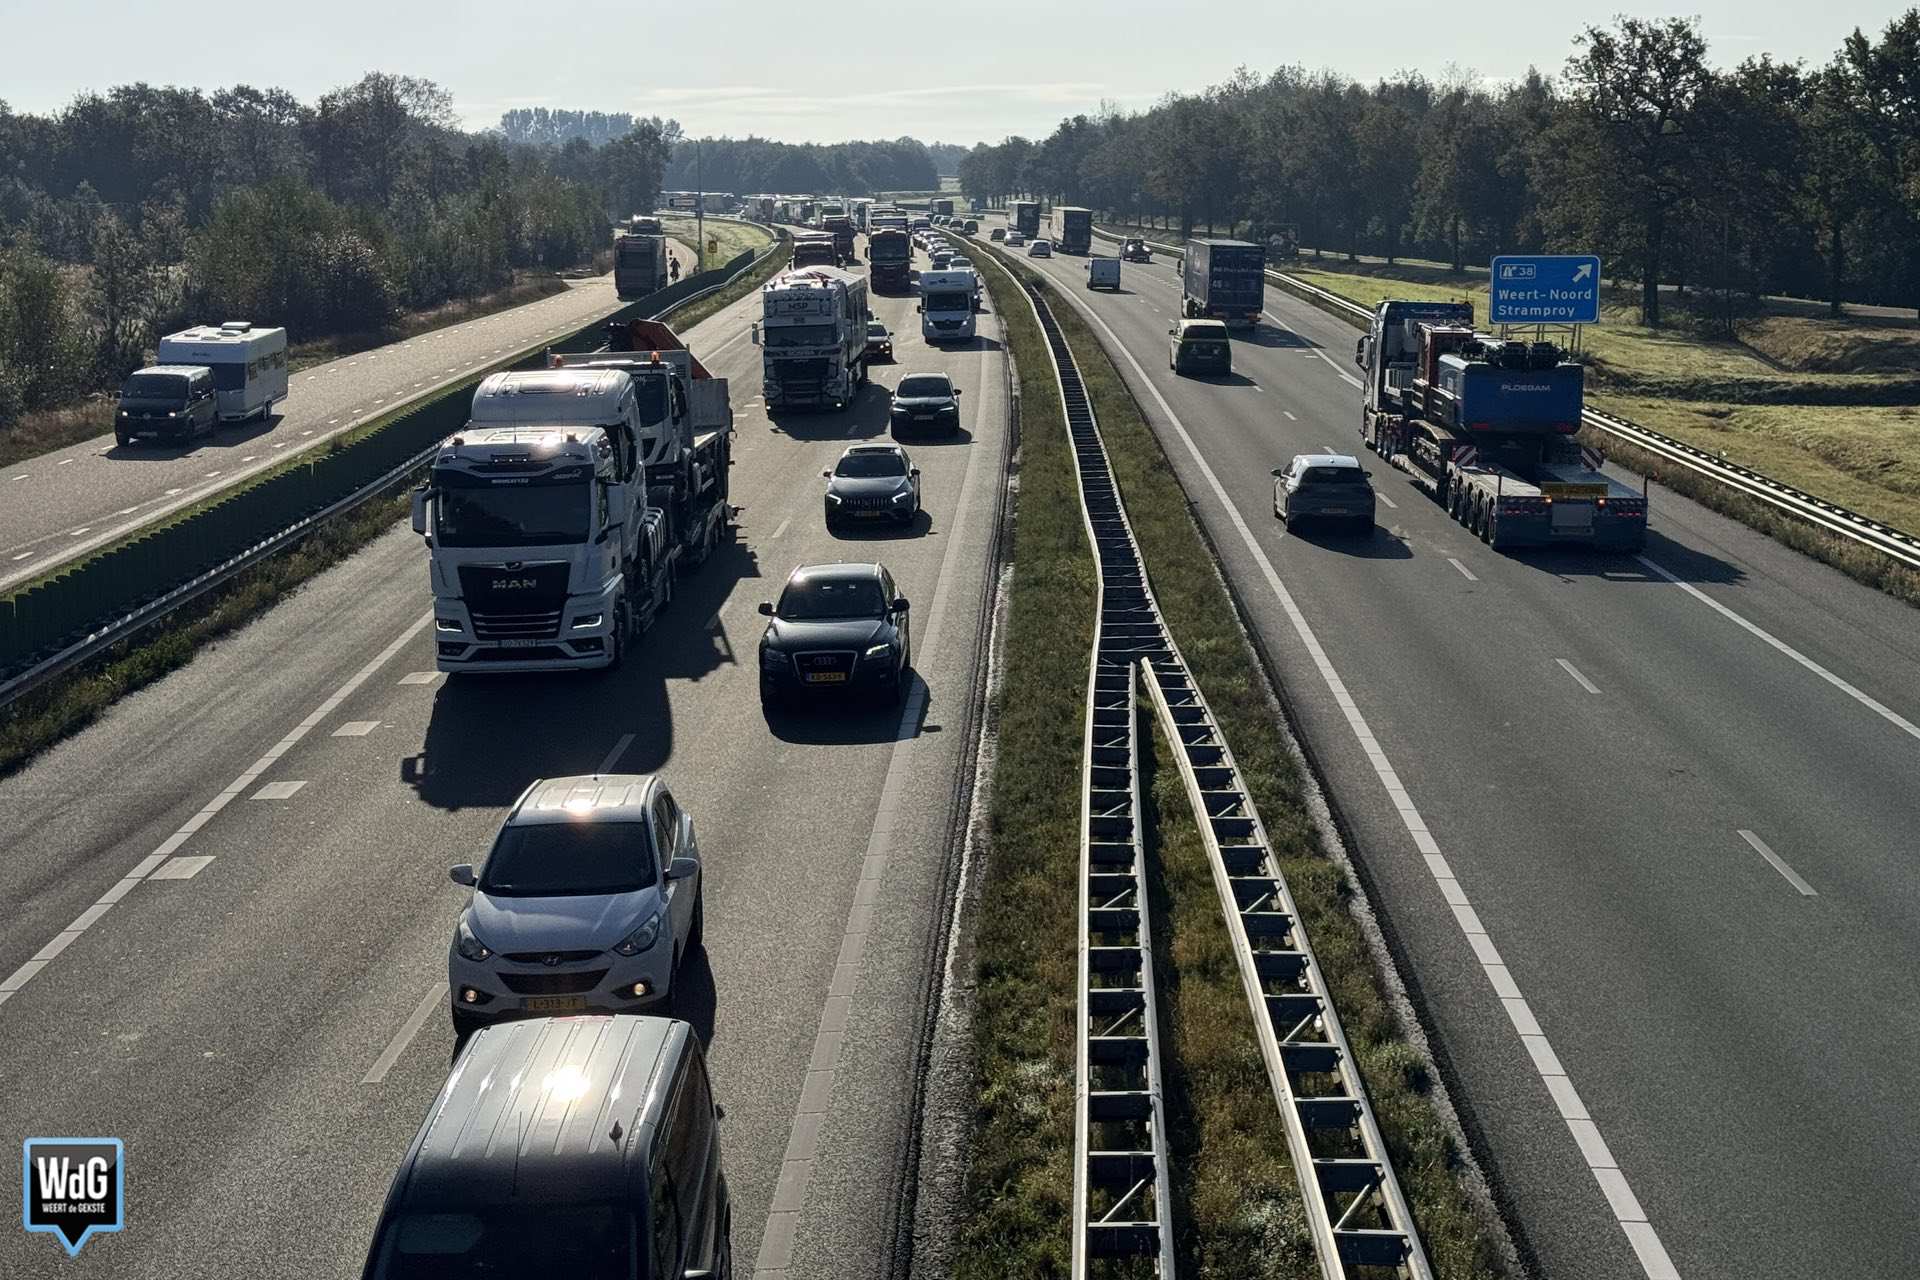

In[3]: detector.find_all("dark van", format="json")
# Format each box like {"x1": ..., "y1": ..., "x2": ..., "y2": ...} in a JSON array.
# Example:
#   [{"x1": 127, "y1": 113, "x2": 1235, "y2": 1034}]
[
  {"x1": 361, "y1": 1015, "x2": 733, "y2": 1280},
  {"x1": 115, "y1": 364, "x2": 217, "y2": 445}
]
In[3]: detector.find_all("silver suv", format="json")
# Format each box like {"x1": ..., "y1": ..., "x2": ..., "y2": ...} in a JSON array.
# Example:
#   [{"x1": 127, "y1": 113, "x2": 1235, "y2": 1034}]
[{"x1": 447, "y1": 775, "x2": 704, "y2": 1037}]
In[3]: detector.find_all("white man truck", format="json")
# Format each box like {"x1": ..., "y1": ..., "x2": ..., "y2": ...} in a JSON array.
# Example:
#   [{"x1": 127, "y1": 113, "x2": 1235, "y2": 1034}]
[
  {"x1": 413, "y1": 318, "x2": 735, "y2": 673},
  {"x1": 757, "y1": 266, "x2": 871, "y2": 411},
  {"x1": 918, "y1": 268, "x2": 978, "y2": 343}
]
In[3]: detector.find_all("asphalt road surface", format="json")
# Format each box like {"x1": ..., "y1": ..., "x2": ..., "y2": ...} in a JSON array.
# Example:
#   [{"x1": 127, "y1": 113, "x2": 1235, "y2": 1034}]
[
  {"x1": 981, "y1": 218, "x2": 1920, "y2": 1280},
  {"x1": 0, "y1": 233, "x2": 1004, "y2": 1279},
  {"x1": 0, "y1": 239, "x2": 698, "y2": 594}
]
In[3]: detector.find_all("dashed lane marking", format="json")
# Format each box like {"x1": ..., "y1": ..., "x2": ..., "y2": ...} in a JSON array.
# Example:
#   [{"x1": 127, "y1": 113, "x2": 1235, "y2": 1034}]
[
  {"x1": 596, "y1": 733, "x2": 635, "y2": 775},
  {"x1": 1738, "y1": 829, "x2": 1817, "y2": 897},
  {"x1": 252, "y1": 780, "x2": 307, "y2": 801},
  {"x1": 1557, "y1": 659, "x2": 1600, "y2": 694},
  {"x1": 362, "y1": 983, "x2": 448, "y2": 1085},
  {"x1": 333, "y1": 721, "x2": 380, "y2": 737},
  {"x1": 147, "y1": 856, "x2": 213, "y2": 881},
  {"x1": 398, "y1": 671, "x2": 442, "y2": 685},
  {"x1": 1448, "y1": 557, "x2": 1478, "y2": 581}
]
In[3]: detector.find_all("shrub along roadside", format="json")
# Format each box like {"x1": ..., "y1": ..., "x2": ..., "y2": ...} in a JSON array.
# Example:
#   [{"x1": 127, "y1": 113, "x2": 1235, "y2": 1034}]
[
  {"x1": 0, "y1": 257, "x2": 765, "y2": 776},
  {"x1": 987, "y1": 246, "x2": 1505, "y2": 1277}
]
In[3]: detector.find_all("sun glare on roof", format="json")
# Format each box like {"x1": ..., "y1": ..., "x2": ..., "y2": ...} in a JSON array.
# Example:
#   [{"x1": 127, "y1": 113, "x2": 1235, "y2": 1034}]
[{"x1": 542, "y1": 1064, "x2": 591, "y2": 1103}]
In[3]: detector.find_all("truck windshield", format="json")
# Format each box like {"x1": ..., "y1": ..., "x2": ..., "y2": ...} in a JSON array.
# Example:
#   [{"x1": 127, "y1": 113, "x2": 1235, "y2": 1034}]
[
  {"x1": 765, "y1": 324, "x2": 833, "y2": 348},
  {"x1": 371, "y1": 1205, "x2": 635, "y2": 1279},
  {"x1": 481, "y1": 820, "x2": 656, "y2": 896},
  {"x1": 436, "y1": 482, "x2": 589, "y2": 547},
  {"x1": 924, "y1": 291, "x2": 970, "y2": 313}
]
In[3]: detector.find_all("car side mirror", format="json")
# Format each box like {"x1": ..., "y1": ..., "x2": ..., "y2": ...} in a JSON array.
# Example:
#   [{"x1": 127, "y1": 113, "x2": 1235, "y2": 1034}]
[
  {"x1": 892, "y1": 596, "x2": 909, "y2": 612},
  {"x1": 757, "y1": 601, "x2": 774, "y2": 616},
  {"x1": 1354, "y1": 336, "x2": 1368, "y2": 368},
  {"x1": 750, "y1": 324, "x2": 761, "y2": 346},
  {"x1": 910, "y1": 467, "x2": 920, "y2": 477},
  {"x1": 822, "y1": 469, "x2": 832, "y2": 478},
  {"x1": 953, "y1": 388, "x2": 961, "y2": 397},
  {"x1": 667, "y1": 856, "x2": 698, "y2": 882},
  {"x1": 1271, "y1": 468, "x2": 1285, "y2": 478},
  {"x1": 410, "y1": 486, "x2": 430, "y2": 536},
  {"x1": 449, "y1": 864, "x2": 477, "y2": 887}
]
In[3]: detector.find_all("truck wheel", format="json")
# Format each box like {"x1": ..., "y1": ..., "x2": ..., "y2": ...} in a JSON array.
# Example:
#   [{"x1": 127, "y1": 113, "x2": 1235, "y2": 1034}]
[{"x1": 606, "y1": 603, "x2": 629, "y2": 670}]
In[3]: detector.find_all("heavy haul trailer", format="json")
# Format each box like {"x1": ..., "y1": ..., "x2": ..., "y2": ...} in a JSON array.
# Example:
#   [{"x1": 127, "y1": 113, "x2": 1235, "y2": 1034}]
[{"x1": 1356, "y1": 300, "x2": 1646, "y2": 552}]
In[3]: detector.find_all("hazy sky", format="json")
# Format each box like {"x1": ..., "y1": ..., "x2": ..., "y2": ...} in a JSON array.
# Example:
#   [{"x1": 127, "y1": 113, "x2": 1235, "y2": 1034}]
[{"x1": 3, "y1": 1, "x2": 1912, "y2": 143}]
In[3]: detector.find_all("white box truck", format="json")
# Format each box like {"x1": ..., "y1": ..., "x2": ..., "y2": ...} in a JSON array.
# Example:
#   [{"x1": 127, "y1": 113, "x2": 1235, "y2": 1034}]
[{"x1": 156, "y1": 321, "x2": 288, "y2": 422}]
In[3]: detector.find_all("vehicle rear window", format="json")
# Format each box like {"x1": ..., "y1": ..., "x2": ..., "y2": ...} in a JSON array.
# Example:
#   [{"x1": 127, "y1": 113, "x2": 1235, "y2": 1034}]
[
  {"x1": 835, "y1": 453, "x2": 907, "y2": 478},
  {"x1": 779, "y1": 576, "x2": 885, "y2": 621},
  {"x1": 897, "y1": 376, "x2": 951, "y2": 398},
  {"x1": 122, "y1": 373, "x2": 189, "y2": 400},
  {"x1": 1184, "y1": 324, "x2": 1230, "y2": 340},
  {"x1": 1303, "y1": 466, "x2": 1369, "y2": 486},
  {"x1": 371, "y1": 1206, "x2": 633, "y2": 1279},
  {"x1": 481, "y1": 820, "x2": 656, "y2": 897}
]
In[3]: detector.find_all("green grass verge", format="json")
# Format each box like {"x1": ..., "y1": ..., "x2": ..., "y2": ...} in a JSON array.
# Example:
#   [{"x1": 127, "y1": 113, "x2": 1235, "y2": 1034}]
[
  {"x1": 662, "y1": 237, "x2": 790, "y2": 334},
  {"x1": 951, "y1": 231, "x2": 1093, "y2": 1280},
  {"x1": 952, "y1": 233, "x2": 1501, "y2": 1276},
  {"x1": 0, "y1": 489, "x2": 408, "y2": 777},
  {"x1": 657, "y1": 215, "x2": 774, "y2": 272},
  {"x1": 1028, "y1": 254, "x2": 1501, "y2": 1277}
]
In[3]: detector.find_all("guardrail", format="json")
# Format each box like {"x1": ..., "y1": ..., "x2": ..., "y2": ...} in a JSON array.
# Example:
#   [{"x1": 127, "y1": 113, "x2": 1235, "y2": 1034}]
[
  {"x1": 1089, "y1": 225, "x2": 1920, "y2": 572},
  {"x1": 1006, "y1": 244, "x2": 1432, "y2": 1279},
  {"x1": 0, "y1": 239, "x2": 780, "y2": 709}
]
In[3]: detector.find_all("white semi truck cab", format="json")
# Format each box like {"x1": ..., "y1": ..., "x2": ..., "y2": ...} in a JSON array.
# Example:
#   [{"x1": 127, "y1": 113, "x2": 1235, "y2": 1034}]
[{"x1": 757, "y1": 267, "x2": 871, "y2": 411}]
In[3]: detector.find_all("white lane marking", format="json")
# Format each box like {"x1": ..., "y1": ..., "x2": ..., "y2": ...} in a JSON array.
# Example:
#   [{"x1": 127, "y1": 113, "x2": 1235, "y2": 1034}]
[
  {"x1": 770, "y1": 517, "x2": 791, "y2": 541},
  {"x1": 1283, "y1": 410, "x2": 1297, "y2": 421},
  {"x1": 755, "y1": 312, "x2": 996, "y2": 1278},
  {"x1": 1738, "y1": 829, "x2": 1817, "y2": 897},
  {"x1": 1319, "y1": 442, "x2": 1334, "y2": 452},
  {"x1": 148, "y1": 855, "x2": 214, "y2": 881},
  {"x1": 10, "y1": 475, "x2": 27, "y2": 481},
  {"x1": 68, "y1": 527, "x2": 90, "y2": 537},
  {"x1": 1557, "y1": 659, "x2": 1600, "y2": 694},
  {"x1": 57, "y1": 458, "x2": 73, "y2": 466},
  {"x1": 596, "y1": 733, "x2": 635, "y2": 775},
  {"x1": 117, "y1": 507, "x2": 137, "y2": 515},
  {"x1": 273, "y1": 442, "x2": 288, "y2": 449},
  {"x1": 398, "y1": 671, "x2": 442, "y2": 685},
  {"x1": 1375, "y1": 492, "x2": 1397, "y2": 510},
  {"x1": 0, "y1": 613, "x2": 432, "y2": 1012},
  {"x1": 203, "y1": 471, "x2": 221, "y2": 478},
  {"x1": 252, "y1": 780, "x2": 307, "y2": 800},
  {"x1": 333, "y1": 720, "x2": 380, "y2": 737},
  {"x1": 10, "y1": 552, "x2": 30, "y2": 561},
  {"x1": 844, "y1": 420, "x2": 861, "y2": 437},
  {"x1": 1054, "y1": 286, "x2": 1680, "y2": 1279},
  {"x1": 1635, "y1": 555, "x2": 1920, "y2": 745},
  {"x1": 1448, "y1": 557, "x2": 1478, "y2": 581},
  {"x1": 165, "y1": 487, "x2": 184, "y2": 496},
  {"x1": 241, "y1": 455, "x2": 257, "y2": 463},
  {"x1": 329, "y1": 419, "x2": 340, "y2": 426},
  {"x1": 362, "y1": 983, "x2": 448, "y2": 1084}
]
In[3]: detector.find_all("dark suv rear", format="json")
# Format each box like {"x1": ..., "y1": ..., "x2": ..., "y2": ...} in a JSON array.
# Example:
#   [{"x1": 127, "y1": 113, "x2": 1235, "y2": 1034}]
[{"x1": 115, "y1": 365, "x2": 216, "y2": 445}]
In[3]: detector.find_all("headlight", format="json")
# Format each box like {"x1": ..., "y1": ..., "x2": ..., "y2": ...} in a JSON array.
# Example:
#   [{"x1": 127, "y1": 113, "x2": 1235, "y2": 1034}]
[
  {"x1": 864, "y1": 642, "x2": 894, "y2": 660},
  {"x1": 613, "y1": 910, "x2": 662, "y2": 956},
  {"x1": 825, "y1": 492, "x2": 843, "y2": 505},
  {"x1": 891, "y1": 490, "x2": 913, "y2": 504},
  {"x1": 436, "y1": 616, "x2": 463, "y2": 632},
  {"x1": 571, "y1": 613, "x2": 604, "y2": 630},
  {"x1": 455, "y1": 917, "x2": 493, "y2": 962}
]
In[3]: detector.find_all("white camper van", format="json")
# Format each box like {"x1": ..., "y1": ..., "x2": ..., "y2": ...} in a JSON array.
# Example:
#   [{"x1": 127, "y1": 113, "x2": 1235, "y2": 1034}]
[{"x1": 156, "y1": 321, "x2": 289, "y2": 422}]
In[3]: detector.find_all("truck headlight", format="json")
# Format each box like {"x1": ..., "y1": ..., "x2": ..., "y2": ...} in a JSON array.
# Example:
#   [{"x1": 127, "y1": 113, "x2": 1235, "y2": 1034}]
[
  {"x1": 612, "y1": 910, "x2": 662, "y2": 957},
  {"x1": 571, "y1": 613, "x2": 604, "y2": 630},
  {"x1": 436, "y1": 616, "x2": 463, "y2": 632},
  {"x1": 825, "y1": 492, "x2": 843, "y2": 505},
  {"x1": 891, "y1": 490, "x2": 913, "y2": 504},
  {"x1": 455, "y1": 917, "x2": 493, "y2": 962}
]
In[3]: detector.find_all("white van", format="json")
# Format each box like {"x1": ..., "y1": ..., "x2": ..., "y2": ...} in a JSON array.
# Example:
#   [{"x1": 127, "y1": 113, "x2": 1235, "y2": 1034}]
[
  {"x1": 1087, "y1": 257, "x2": 1121, "y2": 291},
  {"x1": 156, "y1": 321, "x2": 289, "y2": 422},
  {"x1": 919, "y1": 269, "x2": 978, "y2": 343}
]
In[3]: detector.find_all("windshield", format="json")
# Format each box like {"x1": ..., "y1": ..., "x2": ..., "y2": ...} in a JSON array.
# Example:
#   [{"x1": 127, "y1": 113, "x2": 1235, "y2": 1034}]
[
  {"x1": 924, "y1": 291, "x2": 969, "y2": 313},
  {"x1": 1184, "y1": 326, "x2": 1230, "y2": 341},
  {"x1": 437, "y1": 482, "x2": 589, "y2": 548},
  {"x1": 370, "y1": 1206, "x2": 634, "y2": 1279},
  {"x1": 122, "y1": 373, "x2": 189, "y2": 401},
  {"x1": 867, "y1": 322, "x2": 888, "y2": 337},
  {"x1": 897, "y1": 376, "x2": 951, "y2": 399},
  {"x1": 765, "y1": 323, "x2": 833, "y2": 348},
  {"x1": 835, "y1": 453, "x2": 906, "y2": 478},
  {"x1": 481, "y1": 820, "x2": 657, "y2": 897},
  {"x1": 1303, "y1": 466, "x2": 1369, "y2": 486},
  {"x1": 778, "y1": 575, "x2": 885, "y2": 620}
]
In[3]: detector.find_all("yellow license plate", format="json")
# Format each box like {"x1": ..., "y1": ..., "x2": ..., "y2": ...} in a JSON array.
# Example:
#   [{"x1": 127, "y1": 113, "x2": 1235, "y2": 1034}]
[
  {"x1": 805, "y1": 672, "x2": 848, "y2": 684},
  {"x1": 524, "y1": 996, "x2": 586, "y2": 1013}
]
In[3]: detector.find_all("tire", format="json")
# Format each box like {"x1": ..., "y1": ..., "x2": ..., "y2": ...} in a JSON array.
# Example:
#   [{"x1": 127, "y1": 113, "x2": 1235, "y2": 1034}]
[
  {"x1": 605, "y1": 601, "x2": 629, "y2": 670},
  {"x1": 688, "y1": 889, "x2": 705, "y2": 950},
  {"x1": 114, "y1": 431, "x2": 131, "y2": 448}
]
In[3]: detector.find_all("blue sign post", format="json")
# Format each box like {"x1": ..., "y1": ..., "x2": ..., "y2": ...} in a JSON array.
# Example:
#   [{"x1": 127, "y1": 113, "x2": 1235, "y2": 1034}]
[{"x1": 1489, "y1": 255, "x2": 1601, "y2": 325}]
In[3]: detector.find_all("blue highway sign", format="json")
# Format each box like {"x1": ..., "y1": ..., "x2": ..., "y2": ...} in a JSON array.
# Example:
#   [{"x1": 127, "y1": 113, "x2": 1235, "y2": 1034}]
[{"x1": 1489, "y1": 255, "x2": 1601, "y2": 325}]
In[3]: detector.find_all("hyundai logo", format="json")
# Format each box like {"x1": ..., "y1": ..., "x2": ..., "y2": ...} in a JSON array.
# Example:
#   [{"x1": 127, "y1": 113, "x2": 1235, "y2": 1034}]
[{"x1": 542, "y1": 953, "x2": 562, "y2": 967}]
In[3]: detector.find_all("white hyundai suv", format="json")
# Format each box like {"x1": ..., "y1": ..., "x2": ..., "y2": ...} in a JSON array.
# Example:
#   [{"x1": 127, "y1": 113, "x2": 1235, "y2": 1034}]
[{"x1": 447, "y1": 775, "x2": 704, "y2": 1038}]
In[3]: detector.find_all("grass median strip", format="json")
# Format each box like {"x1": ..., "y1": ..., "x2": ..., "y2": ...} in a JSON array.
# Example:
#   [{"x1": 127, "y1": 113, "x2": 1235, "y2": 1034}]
[{"x1": 954, "y1": 243, "x2": 1502, "y2": 1276}]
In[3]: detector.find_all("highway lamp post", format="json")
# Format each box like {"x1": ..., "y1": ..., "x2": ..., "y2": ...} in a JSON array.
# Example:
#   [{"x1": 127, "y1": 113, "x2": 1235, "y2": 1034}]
[{"x1": 695, "y1": 139, "x2": 705, "y2": 272}]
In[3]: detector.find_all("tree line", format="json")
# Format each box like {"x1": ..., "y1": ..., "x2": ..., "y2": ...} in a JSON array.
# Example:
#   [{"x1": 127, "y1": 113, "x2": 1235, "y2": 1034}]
[
  {"x1": 0, "y1": 75, "x2": 673, "y2": 427},
  {"x1": 957, "y1": 12, "x2": 1920, "y2": 326},
  {"x1": 660, "y1": 136, "x2": 938, "y2": 197}
]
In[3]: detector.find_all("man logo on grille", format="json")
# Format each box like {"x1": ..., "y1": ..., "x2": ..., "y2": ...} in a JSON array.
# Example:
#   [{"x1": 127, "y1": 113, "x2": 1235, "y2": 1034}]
[{"x1": 22, "y1": 1138, "x2": 124, "y2": 1257}]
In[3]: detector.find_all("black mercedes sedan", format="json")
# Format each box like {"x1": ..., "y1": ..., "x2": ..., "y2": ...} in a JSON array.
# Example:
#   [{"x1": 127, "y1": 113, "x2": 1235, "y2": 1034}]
[
  {"x1": 823, "y1": 444, "x2": 920, "y2": 529},
  {"x1": 758, "y1": 563, "x2": 912, "y2": 711}
]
